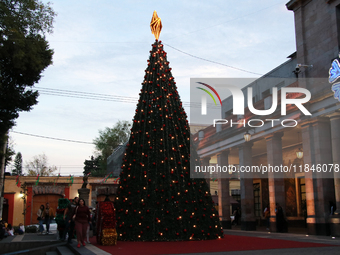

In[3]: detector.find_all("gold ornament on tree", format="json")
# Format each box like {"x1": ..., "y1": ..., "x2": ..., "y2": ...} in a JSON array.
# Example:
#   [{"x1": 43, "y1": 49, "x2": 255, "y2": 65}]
[
  {"x1": 150, "y1": 11, "x2": 162, "y2": 40},
  {"x1": 101, "y1": 228, "x2": 117, "y2": 245}
]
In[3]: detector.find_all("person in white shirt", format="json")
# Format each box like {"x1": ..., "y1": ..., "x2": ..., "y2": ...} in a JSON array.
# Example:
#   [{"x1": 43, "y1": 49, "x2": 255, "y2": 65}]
[{"x1": 7, "y1": 224, "x2": 14, "y2": 236}]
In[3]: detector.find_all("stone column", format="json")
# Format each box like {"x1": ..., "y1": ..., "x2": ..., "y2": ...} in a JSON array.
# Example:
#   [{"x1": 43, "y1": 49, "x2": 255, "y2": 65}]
[
  {"x1": 239, "y1": 142, "x2": 256, "y2": 230},
  {"x1": 329, "y1": 113, "x2": 340, "y2": 236},
  {"x1": 301, "y1": 121, "x2": 317, "y2": 234},
  {"x1": 266, "y1": 132, "x2": 285, "y2": 232},
  {"x1": 301, "y1": 118, "x2": 334, "y2": 235},
  {"x1": 78, "y1": 188, "x2": 90, "y2": 207},
  {"x1": 202, "y1": 157, "x2": 211, "y2": 190},
  {"x1": 217, "y1": 150, "x2": 231, "y2": 229}
]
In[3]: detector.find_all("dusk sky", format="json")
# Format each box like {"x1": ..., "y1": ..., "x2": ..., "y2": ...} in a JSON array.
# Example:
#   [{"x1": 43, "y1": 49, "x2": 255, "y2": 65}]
[{"x1": 8, "y1": 0, "x2": 295, "y2": 176}]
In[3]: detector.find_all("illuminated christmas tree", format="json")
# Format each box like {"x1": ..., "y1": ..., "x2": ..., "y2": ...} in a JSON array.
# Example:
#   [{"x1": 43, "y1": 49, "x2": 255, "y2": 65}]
[{"x1": 115, "y1": 11, "x2": 223, "y2": 241}]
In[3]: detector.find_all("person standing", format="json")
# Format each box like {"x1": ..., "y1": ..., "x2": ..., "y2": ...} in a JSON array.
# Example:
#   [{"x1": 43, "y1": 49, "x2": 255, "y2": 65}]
[
  {"x1": 232, "y1": 207, "x2": 240, "y2": 226},
  {"x1": 62, "y1": 197, "x2": 79, "y2": 243},
  {"x1": 330, "y1": 201, "x2": 336, "y2": 215},
  {"x1": 92, "y1": 208, "x2": 97, "y2": 236},
  {"x1": 86, "y1": 208, "x2": 93, "y2": 243},
  {"x1": 43, "y1": 203, "x2": 55, "y2": 234},
  {"x1": 263, "y1": 204, "x2": 270, "y2": 230},
  {"x1": 73, "y1": 198, "x2": 91, "y2": 248},
  {"x1": 37, "y1": 205, "x2": 45, "y2": 234},
  {"x1": 275, "y1": 203, "x2": 285, "y2": 233}
]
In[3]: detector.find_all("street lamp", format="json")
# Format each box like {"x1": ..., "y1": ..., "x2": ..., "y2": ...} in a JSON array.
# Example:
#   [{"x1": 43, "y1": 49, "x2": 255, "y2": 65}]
[
  {"x1": 244, "y1": 131, "x2": 251, "y2": 142},
  {"x1": 296, "y1": 132, "x2": 303, "y2": 159},
  {"x1": 296, "y1": 148, "x2": 303, "y2": 159}
]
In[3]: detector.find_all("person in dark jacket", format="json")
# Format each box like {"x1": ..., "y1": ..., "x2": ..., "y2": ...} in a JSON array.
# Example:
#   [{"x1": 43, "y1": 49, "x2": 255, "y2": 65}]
[
  {"x1": 276, "y1": 203, "x2": 286, "y2": 232},
  {"x1": 62, "y1": 197, "x2": 79, "y2": 243},
  {"x1": 73, "y1": 198, "x2": 91, "y2": 248},
  {"x1": 42, "y1": 203, "x2": 55, "y2": 234}
]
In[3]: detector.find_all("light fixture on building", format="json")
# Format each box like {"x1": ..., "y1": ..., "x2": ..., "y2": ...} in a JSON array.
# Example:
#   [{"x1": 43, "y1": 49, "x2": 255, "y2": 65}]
[
  {"x1": 296, "y1": 148, "x2": 303, "y2": 159},
  {"x1": 19, "y1": 191, "x2": 24, "y2": 197},
  {"x1": 296, "y1": 131, "x2": 303, "y2": 159},
  {"x1": 293, "y1": 64, "x2": 313, "y2": 76},
  {"x1": 244, "y1": 131, "x2": 251, "y2": 142}
]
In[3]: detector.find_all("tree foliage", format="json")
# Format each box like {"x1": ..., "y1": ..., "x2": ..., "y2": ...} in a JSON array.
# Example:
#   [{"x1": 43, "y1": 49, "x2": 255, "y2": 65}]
[
  {"x1": 93, "y1": 120, "x2": 131, "y2": 171},
  {"x1": 0, "y1": 0, "x2": 56, "y2": 136},
  {"x1": 12, "y1": 152, "x2": 22, "y2": 176},
  {"x1": 83, "y1": 155, "x2": 105, "y2": 177},
  {"x1": 5, "y1": 136, "x2": 15, "y2": 166},
  {"x1": 25, "y1": 153, "x2": 56, "y2": 176},
  {"x1": 0, "y1": 134, "x2": 15, "y2": 167}
]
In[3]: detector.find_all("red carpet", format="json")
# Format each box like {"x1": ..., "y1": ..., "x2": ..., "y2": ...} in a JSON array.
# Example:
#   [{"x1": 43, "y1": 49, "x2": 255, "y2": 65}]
[{"x1": 91, "y1": 234, "x2": 334, "y2": 255}]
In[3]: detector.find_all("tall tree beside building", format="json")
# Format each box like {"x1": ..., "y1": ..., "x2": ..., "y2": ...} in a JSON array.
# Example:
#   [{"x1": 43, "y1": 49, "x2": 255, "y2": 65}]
[
  {"x1": 25, "y1": 154, "x2": 57, "y2": 176},
  {"x1": 93, "y1": 120, "x2": 131, "y2": 171},
  {"x1": 0, "y1": 1, "x2": 56, "y2": 213},
  {"x1": 115, "y1": 40, "x2": 223, "y2": 241},
  {"x1": 12, "y1": 152, "x2": 23, "y2": 176}
]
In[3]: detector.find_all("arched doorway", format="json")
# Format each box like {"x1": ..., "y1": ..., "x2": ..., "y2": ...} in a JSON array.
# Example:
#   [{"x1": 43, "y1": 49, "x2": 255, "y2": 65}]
[{"x1": 32, "y1": 194, "x2": 62, "y2": 224}]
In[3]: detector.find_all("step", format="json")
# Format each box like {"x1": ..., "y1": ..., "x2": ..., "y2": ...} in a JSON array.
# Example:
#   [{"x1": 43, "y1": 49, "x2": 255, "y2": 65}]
[
  {"x1": 67, "y1": 243, "x2": 110, "y2": 255},
  {"x1": 2, "y1": 240, "x2": 62, "y2": 254},
  {"x1": 46, "y1": 252, "x2": 58, "y2": 255},
  {"x1": 3, "y1": 242, "x2": 66, "y2": 255},
  {"x1": 56, "y1": 246, "x2": 75, "y2": 255}
]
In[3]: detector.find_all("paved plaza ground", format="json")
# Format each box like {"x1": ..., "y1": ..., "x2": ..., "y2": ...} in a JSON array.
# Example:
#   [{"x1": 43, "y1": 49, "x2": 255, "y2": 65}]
[{"x1": 1, "y1": 226, "x2": 340, "y2": 255}]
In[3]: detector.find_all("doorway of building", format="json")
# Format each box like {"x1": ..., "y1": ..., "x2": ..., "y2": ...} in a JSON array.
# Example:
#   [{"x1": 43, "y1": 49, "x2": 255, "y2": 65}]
[
  {"x1": 32, "y1": 194, "x2": 62, "y2": 224},
  {"x1": 2, "y1": 198, "x2": 9, "y2": 222},
  {"x1": 298, "y1": 177, "x2": 307, "y2": 226}
]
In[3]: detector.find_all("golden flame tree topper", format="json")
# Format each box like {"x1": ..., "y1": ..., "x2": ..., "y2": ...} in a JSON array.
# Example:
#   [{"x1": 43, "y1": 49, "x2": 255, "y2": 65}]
[{"x1": 150, "y1": 11, "x2": 162, "y2": 40}]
